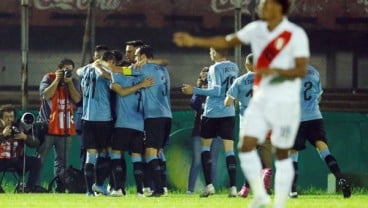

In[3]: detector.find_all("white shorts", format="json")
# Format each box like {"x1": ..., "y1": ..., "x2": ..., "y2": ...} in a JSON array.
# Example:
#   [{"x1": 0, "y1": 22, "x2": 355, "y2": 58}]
[{"x1": 239, "y1": 96, "x2": 300, "y2": 149}]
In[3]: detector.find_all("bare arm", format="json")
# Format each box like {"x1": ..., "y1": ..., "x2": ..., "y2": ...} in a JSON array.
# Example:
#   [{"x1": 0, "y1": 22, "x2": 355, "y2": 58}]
[
  {"x1": 273, "y1": 57, "x2": 309, "y2": 78},
  {"x1": 257, "y1": 57, "x2": 309, "y2": 79},
  {"x1": 224, "y1": 95, "x2": 235, "y2": 107},
  {"x1": 42, "y1": 70, "x2": 63, "y2": 100},
  {"x1": 111, "y1": 77, "x2": 154, "y2": 97},
  {"x1": 173, "y1": 32, "x2": 241, "y2": 49},
  {"x1": 64, "y1": 78, "x2": 81, "y2": 103}
]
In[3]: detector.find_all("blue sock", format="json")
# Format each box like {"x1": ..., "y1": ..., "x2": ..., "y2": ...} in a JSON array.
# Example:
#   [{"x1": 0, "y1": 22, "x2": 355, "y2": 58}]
[
  {"x1": 319, "y1": 149, "x2": 331, "y2": 160},
  {"x1": 86, "y1": 152, "x2": 97, "y2": 165},
  {"x1": 290, "y1": 152, "x2": 299, "y2": 162}
]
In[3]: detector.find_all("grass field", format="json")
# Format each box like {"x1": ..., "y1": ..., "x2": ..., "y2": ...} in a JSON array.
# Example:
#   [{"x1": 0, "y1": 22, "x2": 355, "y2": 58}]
[{"x1": 0, "y1": 192, "x2": 367, "y2": 208}]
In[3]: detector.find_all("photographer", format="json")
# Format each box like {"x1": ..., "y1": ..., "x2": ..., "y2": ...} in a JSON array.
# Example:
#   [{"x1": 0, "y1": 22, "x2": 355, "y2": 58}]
[
  {"x1": 37, "y1": 58, "x2": 81, "y2": 193},
  {"x1": 0, "y1": 104, "x2": 45, "y2": 193}
]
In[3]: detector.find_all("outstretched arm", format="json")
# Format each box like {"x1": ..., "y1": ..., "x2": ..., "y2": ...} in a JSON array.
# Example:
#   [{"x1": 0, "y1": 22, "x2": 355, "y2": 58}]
[
  {"x1": 173, "y1": 32, "x2": 241, "y2": 49},
  {"x1": 257, "y1": 57, "x2": 309, "y2": 79},
  {"x1": 111, "y1": 77, "x2": 154, "y2": 97}
]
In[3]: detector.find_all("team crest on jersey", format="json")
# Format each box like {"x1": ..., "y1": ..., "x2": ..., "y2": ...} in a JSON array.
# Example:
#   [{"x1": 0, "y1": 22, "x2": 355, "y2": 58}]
[{"x1": 275, "y1": 37, "x2": 286, "y2": 50}]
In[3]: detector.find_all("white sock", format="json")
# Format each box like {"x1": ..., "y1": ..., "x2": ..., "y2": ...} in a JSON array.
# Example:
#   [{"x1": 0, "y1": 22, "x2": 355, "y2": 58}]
[
  {"x1": 274, "y1": 158, "x2": 294, "y2": 208},
  {"x1": 238, "y1": 150, "x2": 267, "y2": 197}
]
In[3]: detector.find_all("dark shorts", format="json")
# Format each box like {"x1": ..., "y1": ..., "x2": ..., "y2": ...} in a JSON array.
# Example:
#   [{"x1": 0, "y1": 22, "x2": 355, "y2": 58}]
[
  {"x1": 293, "y1": 119, "x2": 327, "y2": 151},
  {"x1": 111, "y1": 128, "x2": 144, "y2": 154},
  {"x1": 200, "y1": 116, "x2": 235, "y2": 140},
  {"x1": 144, "y1": 118, "x2": 172, "y2": 149},
  {"x1": 82, "y1": 120, "x2": 113, "y2": 150}
]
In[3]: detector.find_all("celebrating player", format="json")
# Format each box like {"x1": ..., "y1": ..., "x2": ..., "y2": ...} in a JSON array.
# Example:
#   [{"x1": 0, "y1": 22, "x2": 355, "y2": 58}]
[
  {"x1": 174, "y1": 0, "x2": 309, "y2": 207},
  {"x1": 289, "y1": 65, "x2": 351, "y2": 198},
  {"x1": 182, "y1": 47, "x2": 239, "y2": 197}
]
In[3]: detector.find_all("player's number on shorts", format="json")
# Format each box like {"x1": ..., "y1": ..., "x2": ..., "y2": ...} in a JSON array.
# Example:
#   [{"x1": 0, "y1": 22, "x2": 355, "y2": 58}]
[
  {"x1": 223, "y1": 76, "x2": 236, "y2": 94},
  {"x1": 303, "y1": 81, "x2": 313, "y2": 101}
]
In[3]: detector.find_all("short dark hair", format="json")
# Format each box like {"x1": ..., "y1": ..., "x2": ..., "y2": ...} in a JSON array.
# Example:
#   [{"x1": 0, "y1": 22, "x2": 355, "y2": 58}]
[
  {"x1": 0, "y1": 104, "x2": 15, "y2": 118},
  {"x1": 137, "y1": 45, "x2": 154, "y2": 59},
  {"x1": 58, "y1": 58, "x2": 75, "y2": 69},
  {"x1": 102, "y1": 51, "x2": 116, "y2": 63},
  {"x1": 94, "y1": 44, "x2": 109, "y2": 59},
  {"x1": 125, "y1": 40, "x2": 144, "y2": 48},
  {"x1": 95, "y1": 44, "x2": 109, "y2": 52},
  {"x1": 213, "y1": 48, "x2": 229, "y2": 58},
  {"x1": 112, "y1": 50, "x2": 123, "y2": 63},
  {"x1": 245, "y1": 53, "x2": 253, "y2": 65},
  {"x1": 274, "y1": 0, "x2": 291, "y2": 14}
]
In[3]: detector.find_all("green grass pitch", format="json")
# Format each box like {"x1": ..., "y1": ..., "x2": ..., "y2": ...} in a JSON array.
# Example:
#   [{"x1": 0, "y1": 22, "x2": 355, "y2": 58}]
[{"x1": 0, "y1": 193, "x2": 367, "y2": 208}]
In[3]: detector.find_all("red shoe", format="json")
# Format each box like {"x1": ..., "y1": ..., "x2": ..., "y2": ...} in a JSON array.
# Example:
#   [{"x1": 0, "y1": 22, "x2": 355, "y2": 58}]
[
  {"x1": 238, "y1": 185, "x2": 250, "y2": 198},
  {"x1": 262, "y1": 168, "x2": 272, "y2": 194}
]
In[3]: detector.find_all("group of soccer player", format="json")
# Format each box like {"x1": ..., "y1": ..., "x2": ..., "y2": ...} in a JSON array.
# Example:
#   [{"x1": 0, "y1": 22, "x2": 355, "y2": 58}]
[
  {"x1": 73, "y1": 0, "x2": 352, "y2": 207},
  {"x1": 76, "y1": 41, "x2": 172, "y2": 197},
  {"x1": 174, "y1": 0, "x2": 351, "y2": 207}
]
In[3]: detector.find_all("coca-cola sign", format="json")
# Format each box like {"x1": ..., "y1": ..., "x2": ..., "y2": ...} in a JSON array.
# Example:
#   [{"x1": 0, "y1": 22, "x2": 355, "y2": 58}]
[
  {"x1": 32, "y1": 0, "x2": 124, "y2": 10},
  {"x1": 210, "y1": 0, "x2": 256, "y2": 14}
]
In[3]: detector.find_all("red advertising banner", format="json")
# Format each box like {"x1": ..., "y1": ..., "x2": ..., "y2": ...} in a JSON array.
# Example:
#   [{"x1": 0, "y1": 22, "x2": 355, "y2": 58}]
[{"x1": 0, "y1": 0, "x2": 367, "y2": 29}]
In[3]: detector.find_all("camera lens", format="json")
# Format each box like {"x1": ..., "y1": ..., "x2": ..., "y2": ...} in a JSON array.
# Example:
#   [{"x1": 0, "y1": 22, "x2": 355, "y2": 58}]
[
  {"x1": 64, "y1": 69, "x2": 72, "y2": 78},
  {"x1": 23, "y1": 113, "x2": 34, "y2": 124}
]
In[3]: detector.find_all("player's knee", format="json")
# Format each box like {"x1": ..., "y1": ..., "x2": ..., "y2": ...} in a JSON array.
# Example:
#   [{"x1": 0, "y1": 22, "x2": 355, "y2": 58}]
[
  {"x1": 145, "y1": 147, "x2": 158, "y2": 157},
  {"x1": 275, "y1": 148, "x2": 289, "y2": 160},
  {"x1": 315, "y1": 140, "x2": 328, "y2": 151},
  {"x1": 238, "y1": 136, "x2": 257, "y2": 152}
]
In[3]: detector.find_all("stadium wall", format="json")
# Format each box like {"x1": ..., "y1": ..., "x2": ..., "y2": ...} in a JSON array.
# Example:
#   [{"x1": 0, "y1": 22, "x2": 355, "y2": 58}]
[{"x1": 8, "y1": 110, "x2": 368, "y2": 191}]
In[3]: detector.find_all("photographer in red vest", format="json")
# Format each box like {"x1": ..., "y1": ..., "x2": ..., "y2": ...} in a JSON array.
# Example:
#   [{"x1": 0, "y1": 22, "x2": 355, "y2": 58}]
[
  {"x1": 0, "y1": 104, "x2": 45, "y2": 193},
  {"x1": 37, "y1": 58, "x2": 81, "y2": 193}
]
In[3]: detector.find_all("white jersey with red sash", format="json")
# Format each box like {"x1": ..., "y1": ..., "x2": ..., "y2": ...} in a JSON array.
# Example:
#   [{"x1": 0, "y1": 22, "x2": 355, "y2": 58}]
[
  {"x1": 236, "y1": 18, "x2": 310, "y2": 102},
  {"x1": 236, "y1": 18, "x2": 310, "y2": 148},
  {"x1": 46, "y1": 73, "x2": 76, "y2": 136}
]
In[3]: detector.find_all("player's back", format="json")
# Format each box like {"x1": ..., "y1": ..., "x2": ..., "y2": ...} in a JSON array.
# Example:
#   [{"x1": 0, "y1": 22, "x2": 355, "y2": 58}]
[
  {"x1": 140, "y1": 63, "x2": 172, "y2": 119},
  {"x1": 204, "y1": 61, "x2": 239, "y2": 118},
  {"x1": 80, "y1": 64, "x2": 112, "y2": 121},
  {"x1": 112, "y1": 73, "x2": 144, "y2": 131},
  {"x1": 300, "y1": 65, "x2": 323, "y2": 121},
  {"x1": 227, "y1": 72, "x2": 255, "y2": 116}
]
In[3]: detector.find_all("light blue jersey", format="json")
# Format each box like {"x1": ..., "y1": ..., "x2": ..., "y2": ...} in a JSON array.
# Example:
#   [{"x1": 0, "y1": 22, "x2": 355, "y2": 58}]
[
  {"x1": 79, "y1": 65, "x2": 112, "y2": 121},
  {"x1": 140, "y1": 63, "x2": 172, "y2": 119},
  {"x1": 226, "y1": 72, "x2": 255, "y2": 117},
  {"x1": 300, "y1": 65, "x2": 323, "y2": 121},
  {"x1": 193, "y1": 61, "x2": 239, "y2": 118},
  {"x1": 111, "y1": 73, "x2": 144, "y2": 131}
]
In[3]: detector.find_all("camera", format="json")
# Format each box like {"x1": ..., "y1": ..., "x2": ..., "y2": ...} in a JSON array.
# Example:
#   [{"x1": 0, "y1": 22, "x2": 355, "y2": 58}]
[
  {"x1": 21, "y1": 112, "x2": 35, "y2": 125},
  {"x1": 63, "y1": 68, "x2": 73, "y2": 78},
  {"x1": 11, "y1": 126, "x2": 21, "y2": 137}
]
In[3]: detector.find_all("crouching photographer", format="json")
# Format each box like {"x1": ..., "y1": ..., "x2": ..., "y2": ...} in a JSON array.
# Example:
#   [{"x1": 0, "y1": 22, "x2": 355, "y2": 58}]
[{"x1": 0, "y1": 104, "x2": 46, "y2": 193}]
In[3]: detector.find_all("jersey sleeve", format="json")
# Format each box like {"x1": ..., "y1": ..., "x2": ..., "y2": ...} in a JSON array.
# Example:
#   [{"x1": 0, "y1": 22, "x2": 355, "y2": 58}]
[
  {"x1": 226, "y1": 78, "x2": 239, "y2": 99},
  {"x1": 193, "y1": 86, "x2": 221, "y2": 97},
  {"x1": 316, "y1": 70, "x2": 323, "y2": 97},
  {"x1": 236, "y1": 21, "x2": 257, "y2": 44},
  {"x1": 292, "y1": 28, "x2": 310, "y2": 58},
  {"x1": 39, "y1": 74, "x2": 51, "y2": 97},
  {"x1": 193, "y1": 67, "x2": 221, "y2": 97}
]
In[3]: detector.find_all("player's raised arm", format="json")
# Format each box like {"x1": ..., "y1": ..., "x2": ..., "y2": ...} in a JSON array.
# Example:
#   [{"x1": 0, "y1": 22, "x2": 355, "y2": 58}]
[{"x1": 173, "y1": 32, "x2": 241, "y2": 49}]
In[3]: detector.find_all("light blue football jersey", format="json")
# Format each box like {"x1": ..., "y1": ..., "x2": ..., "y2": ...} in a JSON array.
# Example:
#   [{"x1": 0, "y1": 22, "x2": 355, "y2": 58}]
[
  {"x1": 80, "y1": 64, "x2": 112, "y2": 121},
  {"x1": 227, "y1": 72, "x2": 255, "y2": 117},
  {"x1": 140, "y1": 63, "x2": 172, "y2": 119},
  {"x1": 193, "y1": 61, "x2": 239, "y2": 118},
  {"x1": 300, "y1": 65, "x2": 323, "y2": 121},
  {"x1": 111, "y1": 73, "x2": 144, "y2": 131}
]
